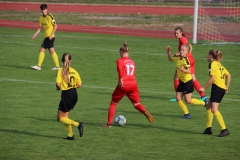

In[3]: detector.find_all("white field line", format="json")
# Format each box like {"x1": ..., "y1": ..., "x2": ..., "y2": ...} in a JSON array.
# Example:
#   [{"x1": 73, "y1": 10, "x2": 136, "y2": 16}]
[
  {"x1": 0, "y1": 40, "x2": 238, "y2": 61},
  {"x1": 0, "y1": 78, "x2": 239, "y2": 102}
]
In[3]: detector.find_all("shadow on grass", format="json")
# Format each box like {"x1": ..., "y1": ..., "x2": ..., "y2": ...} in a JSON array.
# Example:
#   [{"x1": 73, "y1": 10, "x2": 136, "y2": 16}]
[
  {"x1": 84, "y1": 121, "x2": 201, "y2": 135},
  {"x1": 96, "y1": 108, "x2": 181, "y2": 118},
  {"x1": 0, "y1": 129, "x2": 60, "y2": 139},
  {"x1": 27, "y1": 117, "x2": 56, "y2": 122},
  {"x1": 0, "y1": 64, "x2": 32, "y2": 70}
]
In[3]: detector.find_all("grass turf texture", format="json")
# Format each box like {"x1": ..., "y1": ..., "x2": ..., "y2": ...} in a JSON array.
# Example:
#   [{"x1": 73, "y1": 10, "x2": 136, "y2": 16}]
[{"x1": 0, "y1": 27, "x2": 240, "y2": 160}]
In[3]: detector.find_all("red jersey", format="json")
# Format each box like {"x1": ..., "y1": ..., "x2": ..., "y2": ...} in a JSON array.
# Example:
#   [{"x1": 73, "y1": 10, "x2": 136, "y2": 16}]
[
  {"x1": 178, "y1": 36, "x2": 188, "y2": 51},
  {"x1": 116, "y1": 57, "x2": 136, "y2": 85}
]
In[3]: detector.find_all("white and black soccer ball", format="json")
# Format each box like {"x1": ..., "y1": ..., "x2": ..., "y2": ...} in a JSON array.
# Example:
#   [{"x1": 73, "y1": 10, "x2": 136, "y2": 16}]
[{"x1": 114, "y1": 115, "x2": 126, "y2": 126}]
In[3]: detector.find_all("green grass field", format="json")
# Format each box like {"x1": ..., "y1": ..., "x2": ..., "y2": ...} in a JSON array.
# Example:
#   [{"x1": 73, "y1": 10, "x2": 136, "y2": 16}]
[{"x1": 0, "y1": 27, "x2": 240, "y2": 160}]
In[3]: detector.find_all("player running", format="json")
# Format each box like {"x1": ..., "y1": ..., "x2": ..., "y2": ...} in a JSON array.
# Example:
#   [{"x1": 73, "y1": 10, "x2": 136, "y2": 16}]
[{"x1": 102, "y1": 42, "x2": 154, "y2": 128}]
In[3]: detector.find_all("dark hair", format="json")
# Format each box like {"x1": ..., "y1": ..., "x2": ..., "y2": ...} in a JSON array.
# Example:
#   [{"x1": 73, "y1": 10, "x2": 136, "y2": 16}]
[
  {"x1": 209, "y1": 49, "x2": 222, "y2": 61},
  {"x1": 119, "y1": 42, "x2": 129, "y2": 53},
  {"x1": 174, "y1": 27, "x2": 185, "y2": 37},
  {"x1": 40, "y1": 4, "x2": 47, "y2": 10},
  {"x1": 61, "y1": 53, "x2": 72, "y2": 83}
]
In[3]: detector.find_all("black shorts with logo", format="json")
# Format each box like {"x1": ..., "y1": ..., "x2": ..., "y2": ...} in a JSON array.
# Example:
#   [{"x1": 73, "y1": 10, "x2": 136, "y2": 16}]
[
  {"x1": 58, "y1": 88, "x2": 78, "y2": 112},
  {"x1": 41, "y1": 37, "x2": 55, "y2": 49},
  {"x1": 176, "y1": 79, "x2": 194, "y2": 95},
  {"x1": 210, "y1": 84, "x2": 225, "y2": 103}
]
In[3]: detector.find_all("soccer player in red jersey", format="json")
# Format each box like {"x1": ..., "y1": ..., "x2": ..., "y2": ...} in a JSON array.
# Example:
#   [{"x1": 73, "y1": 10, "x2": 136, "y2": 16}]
[
  {"x1": 169, "y1": 27, "x2": 207, "y2": 102},
  {"x1": 102, "y1": 42, "x2": 154, "y2": 128}
]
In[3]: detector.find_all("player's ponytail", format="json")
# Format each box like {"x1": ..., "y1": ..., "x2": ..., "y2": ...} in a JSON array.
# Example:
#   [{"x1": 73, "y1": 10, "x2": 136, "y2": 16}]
[
  {"x1": 120, "y1": 42, "x2": 129, "y2": 53},
  {"x1": 186, "y1": 43, "x2": 192, "y2": 53},
  {"x1": 61, "y1": 53, "x2": 71, "y2": 83},
  {"x1": 209, "y1": 49, "x2": 222, "y2": 61}
]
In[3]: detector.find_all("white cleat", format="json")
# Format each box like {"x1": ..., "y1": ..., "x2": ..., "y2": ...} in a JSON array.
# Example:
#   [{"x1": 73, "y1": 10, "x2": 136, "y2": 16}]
[
  {"x1": 31, "y1": 65, "x2": 41, "y2": 70},
  {"x1": 52, "y1": 67, "x2": 60, "y2": 70}
]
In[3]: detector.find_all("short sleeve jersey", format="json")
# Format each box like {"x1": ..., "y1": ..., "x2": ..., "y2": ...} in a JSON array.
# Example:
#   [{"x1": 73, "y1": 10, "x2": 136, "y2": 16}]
[
  {"x1": 116, "y1": 57, "x2": 136, "y2": 85},
  {"x1": 173, "y1": 56, "x2": 192, "y2": 83},
  {"x1": 39, "y1": 13, "x2": 56, "y2": 38},
  {"x1": 208, "y1": 61, "x2": 229, "y2": 89},
  {"x1": 178, "y1": 36, "x2": 188, "y2": 51},
  {"x1": 56, "y1": 67, "x2": 82, "y2": 90}
]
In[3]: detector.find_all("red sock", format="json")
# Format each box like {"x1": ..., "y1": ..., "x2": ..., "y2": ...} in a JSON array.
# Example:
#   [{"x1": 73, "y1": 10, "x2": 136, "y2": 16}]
[
  {"x1": 174, "y1": 80, "x2": 179, "y2": 91},
  {"x1": 193, "y1": 80, "x2": 205, "y2": 97},
  {"x1": 107, "y1": 102, "x2": 117, "y2": 125},
  {"x1": 134, "y1": 104, "x2": 146, "y2": 113}
]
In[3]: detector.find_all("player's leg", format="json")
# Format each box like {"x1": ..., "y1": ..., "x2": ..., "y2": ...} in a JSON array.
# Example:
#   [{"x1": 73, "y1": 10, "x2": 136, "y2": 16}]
[
  {"x1": 203, "y1": 100, "x2": 213, "y2": 135},
  {"x1": 31, "y1": 46, "x2": 45, "y2": 70},
  {"x1": 102, "y1": 87, "x2": 124, "y2": 127},
  {"x1": 176, "y1": 80, "x2": 190, "y2": 118},
  {"x1": 49, "y1": 47, "x2": 60, "y2": 70},
  {"x1": 128, "y1": 84, "x2": 154, "y2": 123},
  {"x1": 191, "y1": 74, "x2": 207, "y2": 100},
  {"x1": 170, "y1": 70, "x2": 179, "y2": 102},
  {"x1": 183, "y1": 80, "x2": 205, "y2": 106}
]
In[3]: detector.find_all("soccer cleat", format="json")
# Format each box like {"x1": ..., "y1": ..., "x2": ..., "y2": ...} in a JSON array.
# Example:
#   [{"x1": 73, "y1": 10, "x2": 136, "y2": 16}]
[
  {"x1": 52, "y1": 66, "x2": 60, "y2": 70},
  {"x1": 182, "y1": 114, "x2": 191, "y2": 119},
  {"x1": 31, "y1": 65, "x2": 41, "y2": 70},
  {"x1": 63, "y1": 136, "x2": 75, "y2": 140},
  {"x1": 200, "y1": 95, "x2": 208, "y2": 101},
  {"x1": 217, "y1": 129, "x2": 230, "y2": 137},
  {"x1": 204, "y1": 98, "x2": 209, "y2": 107},
  {"x1": 169, "y1": 97, "x2": 177, "y2": 102},
  {"x1": 144, "y1": 111, "x2": 154, "y2": 123},
  {"x1": 102, "y1": 124, "x2": 112, "y2": 128},
  {"x1": 203, "y1": 127, "x2": 213, "y2": 135},
  {"x1": 78, "y1": 122, "x2": 84, "y2": 137}
]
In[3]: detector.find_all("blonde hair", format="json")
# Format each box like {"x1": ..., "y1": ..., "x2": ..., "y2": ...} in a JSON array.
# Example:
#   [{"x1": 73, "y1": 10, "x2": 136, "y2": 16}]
[
  {"x1": 61, "y1": 53, "x2": 71, "y2": 83},
  {"x1": 119, "y1": 42, "x2": 129, "y2": 53},
  {"x1": 181, "y1": 43, "x2": 192, "y2": 53},
  {"x1": 209, "y1": 49, "x2": 222, "y2": 61}
]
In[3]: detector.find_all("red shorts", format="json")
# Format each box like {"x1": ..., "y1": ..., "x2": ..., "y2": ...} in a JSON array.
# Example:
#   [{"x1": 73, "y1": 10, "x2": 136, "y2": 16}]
[{"x1": 111, "y1": 82, "x2": 140, "y2": 104}]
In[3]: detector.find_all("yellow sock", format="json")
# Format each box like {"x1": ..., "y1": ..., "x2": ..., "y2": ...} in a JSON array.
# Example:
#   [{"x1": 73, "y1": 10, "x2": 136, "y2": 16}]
[
  {"x1": 60, "y1": 118, "x2": 79, "y2": 127},
  {"x1": 64, "y1": 124, "x2": 73, "y2": 137},
  {"x1": 206, "y1": 109, "x2": 213, "y2": 128},
  {"x1": 51, "y1": 52, "x2": 59, "y2": 67},
  {"x1": 37, "y1": 52, "x2": 45, "y2": 67},
  {"x1": 214, "y1": 111, "x2": 226, "y2": 130},
  {"x1": 191, "y1": 98, "x2": 205, "y2": 106},
  {"x1": 178, "y1": 100, "x2": 189, "y2": 114}
]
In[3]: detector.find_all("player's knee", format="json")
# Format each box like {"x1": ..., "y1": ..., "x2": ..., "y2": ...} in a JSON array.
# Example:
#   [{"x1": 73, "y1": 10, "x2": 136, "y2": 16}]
[{"x1": 185, "y1": 99, "x2": 192, "y2": 104}]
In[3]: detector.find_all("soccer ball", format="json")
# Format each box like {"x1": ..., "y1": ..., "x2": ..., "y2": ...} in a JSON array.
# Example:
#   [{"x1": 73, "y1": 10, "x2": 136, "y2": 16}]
[{"x1": 114, "y1": 115, "x2": 126, "y2": 126}]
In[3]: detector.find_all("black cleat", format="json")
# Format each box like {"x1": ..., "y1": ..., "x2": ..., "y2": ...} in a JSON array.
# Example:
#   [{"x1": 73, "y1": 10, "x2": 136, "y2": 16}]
[
  {"x1": 217, "y1": 129, "x2": 230, "y2": 137},
  {"x1": 78, "y1": 122, "x2": 84, "y2": 137},
  {"x1": 63, "y1": 136, "x2": 75, "y2": 140},
  {"x1": 203, "y1": 127, "x2": 213, "y2": 135}
]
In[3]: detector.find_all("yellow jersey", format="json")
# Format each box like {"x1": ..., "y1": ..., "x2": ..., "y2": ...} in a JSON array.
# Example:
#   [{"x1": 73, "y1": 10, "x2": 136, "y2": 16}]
[
  {"x1": 209, "y1": 61, "x2": 229, "y2": 89},
  {"x1": 173, "y1": 56, "x2": 192, "y2": 83},
  {"x1": 56, "y1": 67, "x2": 82, "y2": 91},
  {"x1": 39, "y1": 13, "x2": 56, "y2": 38}
]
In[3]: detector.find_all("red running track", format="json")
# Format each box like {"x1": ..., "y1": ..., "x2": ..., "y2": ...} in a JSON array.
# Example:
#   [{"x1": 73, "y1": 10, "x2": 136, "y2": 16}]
[
  {"x1": 0, "y1": 2, "x2": 232, "y2": 16},
  {"x1": 0, "y1": 3, "x2": 239, "y2": 42}
]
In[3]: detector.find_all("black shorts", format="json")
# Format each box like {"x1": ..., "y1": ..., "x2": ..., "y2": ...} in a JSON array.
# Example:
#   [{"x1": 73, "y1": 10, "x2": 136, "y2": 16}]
[
  {"x1": 176, "y1": 79, "x2": 194, "y2": 94},
  {"x1": 210, "y1": 84, "x2": 225, "y2": 103},
  {"x1": 41, "y1": 37, "x2": 55, "y2": 49},
  {"x1": 58, "y1": 88, "x2": 78, "y2": 112}
]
